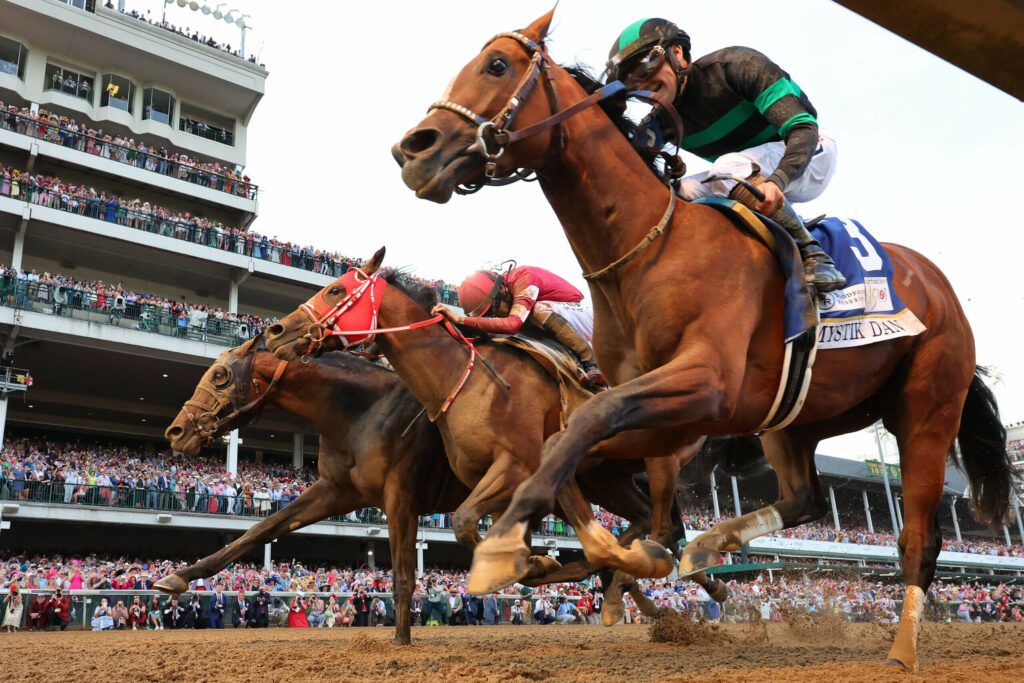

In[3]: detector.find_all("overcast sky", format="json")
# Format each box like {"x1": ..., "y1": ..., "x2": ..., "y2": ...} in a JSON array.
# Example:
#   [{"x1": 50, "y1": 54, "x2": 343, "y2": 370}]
[{"x1": 146, "y1": 0, "x2": 1023, "y2": 460}]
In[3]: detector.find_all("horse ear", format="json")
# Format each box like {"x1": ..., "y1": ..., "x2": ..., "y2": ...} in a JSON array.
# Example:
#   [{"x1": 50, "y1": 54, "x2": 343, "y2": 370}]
[
  {"x1": 236, "y1": 332, "x2": 262, "y2": 357},
  {"x1": 364, "y1": 246, "x2": 386, "y2": 274},
  {"x1": 523, "y1": 6, "x2": 556, "y2": 42}
]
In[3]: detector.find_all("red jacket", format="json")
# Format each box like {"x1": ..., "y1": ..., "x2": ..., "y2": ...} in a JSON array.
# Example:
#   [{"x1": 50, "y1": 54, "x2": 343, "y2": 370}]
[{"x1": 460, "y1": 266, "x2": 583, "y2": 335}]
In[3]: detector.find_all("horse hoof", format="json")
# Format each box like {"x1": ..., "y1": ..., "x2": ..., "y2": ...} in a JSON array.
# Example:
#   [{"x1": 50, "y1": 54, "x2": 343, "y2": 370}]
[
  {"x1": 468, "y1": 541, "x2": 529, "y2": 595},
  {"x1": 153, "y1": 574, "x2": 189, "y2": 595},
  {"x1": 524, "y1": 555, "x2": 562, "y2": 580},
  {"x1": 705, "y1": 579, "x2": 729, "y2": 604},
  {"x1": 601, "y1": 601, "x2": 625, "y2": 626},
  {"x1": 678, "y1": 544, "x2": 720, "y2": 577},
  {"x1": 629, "y1": 539, "x2": 674, "y2": 578},
  {"x1": 885, "y1": 657, "x2": 917, "y2": 672}
]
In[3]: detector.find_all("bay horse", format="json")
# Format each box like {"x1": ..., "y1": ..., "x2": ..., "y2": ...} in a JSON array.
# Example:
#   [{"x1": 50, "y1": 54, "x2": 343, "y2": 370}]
[
  {"x1": 390, "y1": 10, "x2": 1016, "y2": 669},
  {"x1": 161, "y1": 338, "x2": 722, "y2": 633},
  {"x1": 263, "y1": 265, "x2": 733, "y2": 621}
]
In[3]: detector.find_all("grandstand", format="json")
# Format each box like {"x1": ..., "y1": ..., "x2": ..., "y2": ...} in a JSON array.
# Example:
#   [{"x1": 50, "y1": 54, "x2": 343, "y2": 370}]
[{"x1": 0, "y1": 0, "x2": 1021, "y2": 590}]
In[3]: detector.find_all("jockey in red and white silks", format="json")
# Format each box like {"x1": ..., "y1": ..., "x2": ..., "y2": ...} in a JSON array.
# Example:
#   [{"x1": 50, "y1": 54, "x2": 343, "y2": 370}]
[{"x1": 433, "y1": 265, "x2": 606, "y2": 388}]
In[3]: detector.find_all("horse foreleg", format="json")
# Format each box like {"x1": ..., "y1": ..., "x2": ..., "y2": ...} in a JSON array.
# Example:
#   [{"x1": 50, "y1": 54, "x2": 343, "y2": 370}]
[
  {"x1": 384, "y1": 484, "x2": 418, "y2": 645},
  {"x1": 154, "y1": 480, "x2": 352, "y2": 594},
  {"x1": 477, "y1": 357, "x2": 729, "y2": 583},
  {"x1": 679, "y1": 429, "x2": 826, "y2": 576}
]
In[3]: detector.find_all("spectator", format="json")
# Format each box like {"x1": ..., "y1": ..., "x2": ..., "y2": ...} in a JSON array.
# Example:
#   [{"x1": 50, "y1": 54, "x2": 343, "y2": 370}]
[
  {"x1": 307, "y1": 595, "x2": 325, "y2": 628},
  {"x1": 287, "y1": 592, "x2": 309, "y2": 628},
  {"x1": 447, "y1": 588, "x2": 464, "y2": 626},
  {"x1": 163, "y1": 596, "x2": 185, "y2": 629},
  {"x1": 48, "y1": 589, "x2": 70, "y2": 631},
  {"x1": 90, "y1": 596, "x2": 114, "y2": 631},
  {"x1": 482, "y1": 593, "x2": 499, "y2": 625},
  {"x1": 232, "y1": 590, "x2": 250, "y2": 627},
  {"x1": 27, "y1": 592, "x2": 49, "y2": 630},
  {"x1": 510, "y1": 599, "x2": 525, "y2": 625},
  {"x1": 208, "y1": 584, "x2": 226, "y2": 628},
  {"x1": 148, "y1": 595, "x2": 164, "y2": 630},
  {"x1": 128, "y1": 595, "x2": 147, "y2": 630},
  {"x1": 112, "y1": 599, "x2": 129, "y2": 629},
  {"x1": 353, "y1": 588, "x2": 371, "y2": 627}
]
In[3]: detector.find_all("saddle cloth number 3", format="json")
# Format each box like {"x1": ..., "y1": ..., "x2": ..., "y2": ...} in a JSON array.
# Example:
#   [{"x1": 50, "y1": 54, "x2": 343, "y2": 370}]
[{"x1": 839, "y1": 218, "x2": 883, "y2": 272}]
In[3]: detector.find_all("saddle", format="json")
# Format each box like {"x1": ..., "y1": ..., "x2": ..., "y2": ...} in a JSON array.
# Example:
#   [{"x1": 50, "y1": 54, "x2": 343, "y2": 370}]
[{"x1": 488, "y1": 330, "x2": 597, "y2": 429}]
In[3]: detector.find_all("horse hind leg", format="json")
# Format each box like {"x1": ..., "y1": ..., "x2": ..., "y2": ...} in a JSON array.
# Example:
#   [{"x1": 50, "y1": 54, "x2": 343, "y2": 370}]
[
  {"x1": 884, "y1": 352, "x2": 974, "y2": 671},
  {"x1": 679, "y1": 429, "x2": 826, "y2": 577}
]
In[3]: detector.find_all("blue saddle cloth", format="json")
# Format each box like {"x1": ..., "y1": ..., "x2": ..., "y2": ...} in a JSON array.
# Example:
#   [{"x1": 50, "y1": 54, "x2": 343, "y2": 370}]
[{"x1": 810, "y1": 217, "x2": 924, "y2": 349}]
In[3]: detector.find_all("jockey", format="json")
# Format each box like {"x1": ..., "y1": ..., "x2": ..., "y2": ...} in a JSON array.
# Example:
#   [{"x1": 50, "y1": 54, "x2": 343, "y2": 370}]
[
  {"x1": 432, "y1": 265, "x2": 607, "y2": 388},
  {"x1": 607, "y1": 17, "x2": 846, "y2": 293}
]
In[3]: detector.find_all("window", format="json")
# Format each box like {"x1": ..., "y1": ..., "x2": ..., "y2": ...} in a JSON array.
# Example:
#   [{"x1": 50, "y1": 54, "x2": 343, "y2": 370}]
[
  {"x1": 101, "y1": 74, "x2": 135, "y2": 113},
  {"x1": 55, "y1": 0, "x2": 96, "y2": 11},
  {"x1": 142, "y1": 88, "x2": 176, "y2": 125},
  {"x1": 0, "y1": 37, "x2": 27, "y2": 80},
  {"x1": 44, "y1": 63, "x2": 95, "y2": 102},
  {"x1": 178, "y1": 104, "x2": 235, "y2": 146}
]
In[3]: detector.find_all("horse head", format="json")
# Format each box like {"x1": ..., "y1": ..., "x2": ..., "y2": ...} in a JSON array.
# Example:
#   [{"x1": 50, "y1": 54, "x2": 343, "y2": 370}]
[
  {"x1": 392, "y1": 10, "x2": 559, "y2": 203},
  {"x1": 265, "y1": 247, "x2": 388, "y2": 361},
  {"x1": 165, "y1": 334, "x2": 265, "y2": 455}
]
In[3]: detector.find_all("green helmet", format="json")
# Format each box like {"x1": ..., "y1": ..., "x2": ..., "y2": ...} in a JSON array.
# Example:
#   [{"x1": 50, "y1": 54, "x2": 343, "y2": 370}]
[{"x1": 607, "y1": 18, "x2": 691, "y2": 83}]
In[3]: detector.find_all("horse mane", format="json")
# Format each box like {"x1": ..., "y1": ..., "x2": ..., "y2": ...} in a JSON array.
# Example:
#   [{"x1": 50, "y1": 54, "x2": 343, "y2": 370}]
[
  {"x1": 381, "y1": 267, "x2": 439, "y2": 312},
  {"x1": 562, "y1": 64, "x2": 666, "y2": 181}
]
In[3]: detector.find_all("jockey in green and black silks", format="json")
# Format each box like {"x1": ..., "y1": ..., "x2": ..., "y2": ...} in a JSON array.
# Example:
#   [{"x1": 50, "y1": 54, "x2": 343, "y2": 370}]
[{"x1": 608, "y1": 17, "x2": 845, "y2": 293}]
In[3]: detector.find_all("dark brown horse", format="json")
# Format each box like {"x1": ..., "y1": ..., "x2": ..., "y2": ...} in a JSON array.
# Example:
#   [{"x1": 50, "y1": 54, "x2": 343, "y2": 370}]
[
  {"x1": 263, "y1": 265, "x2": 731, "y2": 621},
  {"x1": 158, "y1": 338, "x2": 466, "y2": 644},
  {"x1": 390, "y1": 10, "x2": 1017, "y2": 669}
]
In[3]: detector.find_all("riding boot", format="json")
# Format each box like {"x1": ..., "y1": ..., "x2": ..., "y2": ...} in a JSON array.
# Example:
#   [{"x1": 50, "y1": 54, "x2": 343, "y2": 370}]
[
  {"x1": 537, "y1": 313, "x2": 608, "y2": 389},
  {"x1": 729, "y1": 176, "x2": 847, "y2": 293}
]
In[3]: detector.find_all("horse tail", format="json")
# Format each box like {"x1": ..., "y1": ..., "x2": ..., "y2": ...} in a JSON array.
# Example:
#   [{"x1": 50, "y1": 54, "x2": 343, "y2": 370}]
[
  {"x1": 954, "y1": 366, "x2": 1019, "y2": 526},
  {"x1": 697, "y1": 436, "x2": 768, "y2": 480}
]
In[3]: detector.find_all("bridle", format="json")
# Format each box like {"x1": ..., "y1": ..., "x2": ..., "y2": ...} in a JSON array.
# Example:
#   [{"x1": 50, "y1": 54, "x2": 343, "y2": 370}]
[
  {"x1": 426, "y1": 29, "x2": 683, "y2": 281},
  {"x1": 182, "y1": 349, "x2": 289, "y2": 445},
  {"x1": 296, "y1": 269, "x2": 510, "y2": 421}
]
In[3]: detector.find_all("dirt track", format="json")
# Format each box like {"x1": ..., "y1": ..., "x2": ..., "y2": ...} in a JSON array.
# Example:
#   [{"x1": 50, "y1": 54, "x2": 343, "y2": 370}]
[{"x1": 3, "y1": 622, "x2": 1022, "y2": 682}]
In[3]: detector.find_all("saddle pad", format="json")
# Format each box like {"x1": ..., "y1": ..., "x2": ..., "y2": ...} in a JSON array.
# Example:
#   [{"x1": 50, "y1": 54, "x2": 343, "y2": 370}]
[{"x1": 811, "y1": 217, "x2": 926, "y2": 350}]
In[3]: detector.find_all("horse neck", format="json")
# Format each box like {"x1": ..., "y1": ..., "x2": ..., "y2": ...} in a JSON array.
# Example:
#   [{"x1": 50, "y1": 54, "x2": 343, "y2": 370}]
[
  {"x1": 374, "y1": 286, "x2": 470, "y2": 419},
  {"x1": 252, "y1": 354, "x2": 382, "y2": 444},
  {"x1": 538, "y1": 72, "x2": 678, "y2": 292}
]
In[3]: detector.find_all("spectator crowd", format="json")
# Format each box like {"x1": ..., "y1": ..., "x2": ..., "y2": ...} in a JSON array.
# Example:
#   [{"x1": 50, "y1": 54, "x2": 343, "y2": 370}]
[
  {"x1": 0, "y1": 264, "x2": 274, "y2": 345},
  {"x1": 2, "y1": 100, "x2": 256, "y2": 198},
  {"x1": 3, "y1": 553, "x2": 1022, "y2": 633},
  {"x1": 107, "y1": 3, "x2": 265, "y2": 67},
  {"x1": 0, "y1": 163, "x2": 460, "y2": 304}
]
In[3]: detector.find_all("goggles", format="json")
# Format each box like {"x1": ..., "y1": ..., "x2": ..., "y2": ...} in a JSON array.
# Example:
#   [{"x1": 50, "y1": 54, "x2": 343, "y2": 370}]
[{"x1": 615, "y1": 45, "x2": 666, "y2": 85}]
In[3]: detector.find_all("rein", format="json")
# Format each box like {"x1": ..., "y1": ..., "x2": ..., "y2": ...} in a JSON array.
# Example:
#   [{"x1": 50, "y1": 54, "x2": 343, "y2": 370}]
[
  {"x1": 183, "y1": 357, "x2": 289, "y2": 444},
  {"x1": 429, "y1": 30, "x2": 680, "y2": 280}
]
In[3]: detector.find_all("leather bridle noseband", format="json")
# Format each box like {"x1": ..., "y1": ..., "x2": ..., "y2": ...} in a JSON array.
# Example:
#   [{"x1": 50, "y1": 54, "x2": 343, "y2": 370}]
[
  {"x1": 426, "y1": 29, "x2": 683, "y2": 281},
  {"x1": 182, "y1": 349, "x2": 288, "y2": 445}
]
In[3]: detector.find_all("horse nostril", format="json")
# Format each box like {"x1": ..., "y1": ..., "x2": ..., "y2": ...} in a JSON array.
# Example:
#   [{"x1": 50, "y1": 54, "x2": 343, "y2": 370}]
[
  {"x1": 400, "y1": 128, "x2": 442, "y2": 157},
  {"x1": 267, "y1": 323, "x2": 284, "y2": 337},
  {"x1": 166, "y1": 425, "x2": 184, "y2": 441}
]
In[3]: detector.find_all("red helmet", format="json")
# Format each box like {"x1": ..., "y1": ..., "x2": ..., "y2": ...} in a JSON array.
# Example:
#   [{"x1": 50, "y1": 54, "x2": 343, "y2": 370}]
[{"x1": 458, "y1": 271, "x2": 503, "y2": 317}]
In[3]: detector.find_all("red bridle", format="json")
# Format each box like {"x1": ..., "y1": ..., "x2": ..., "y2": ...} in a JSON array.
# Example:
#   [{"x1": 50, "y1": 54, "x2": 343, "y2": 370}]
[{"x1": 298, "y1": 269, "x2": 482, "y2": 420}]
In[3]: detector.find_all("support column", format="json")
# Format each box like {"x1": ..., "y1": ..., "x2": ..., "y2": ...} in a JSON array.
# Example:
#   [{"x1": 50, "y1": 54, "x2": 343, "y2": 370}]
[
  {"x1": 11, "y1": 218, "x2": 27, "y2": 272},
  {"x1": 894, "y1": 494, "x2": 904, "y2": 530},
  {"x1": 1004, "y1": 525, "x2": 1012, "y2": 548},
  {"x1": 229, "y1": 269, "x2": 250, "y2": 315},
  {"x1": 0, "y1": 397, "x2": 7, "y2": 450},
  {"x1": 874, "y1": 423, "x2": 900, "y2": 533},
  {"x1": 710, "y1": 469, "x2": 720, "y2": 519},
  {"x1": 829, "y1": 484, "x2": 840, "y2": 531},
  {"x1": 263, "y1": 542, "x2": 271, "y2": 570},
  {"x1": 226, "y1": 430, "x2": 239, "y2": 476},
  {"x1": 367, "y1": 543, "x2": 376, "y2": 570},
  {"x1": 1015, "y1": 499, "x2": 1024, "y2": 545},
  {"x1": 730, "y1": 475, "x2": 742, "y2": 517},
  {"x1": 862, "y1": 488, "x2": 874, "y2": 533},
  {"x1": 416, "y1": 541, "x2": 426, "y2": 575},
  {"x1": 292, "y1": 433, "x2": 304, "y2": 470},
  {"x1": 950, "y1": 498, "x2": 962, "y2": 542}
]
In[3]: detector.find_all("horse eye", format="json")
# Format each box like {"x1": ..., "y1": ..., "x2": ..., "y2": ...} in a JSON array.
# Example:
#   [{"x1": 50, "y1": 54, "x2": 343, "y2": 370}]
[
  {"x1": 329, "y1": 287, "x2": 342, "y2": 296},
  {"x1": 487, "y1": 58, "x2": 508, "y2": 76}
]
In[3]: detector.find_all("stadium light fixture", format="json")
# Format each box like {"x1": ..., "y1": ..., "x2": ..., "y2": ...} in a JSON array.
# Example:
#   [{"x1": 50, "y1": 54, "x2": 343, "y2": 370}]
[{"x1": 367, "y1": 528, "x2": 382, "y2": 536}]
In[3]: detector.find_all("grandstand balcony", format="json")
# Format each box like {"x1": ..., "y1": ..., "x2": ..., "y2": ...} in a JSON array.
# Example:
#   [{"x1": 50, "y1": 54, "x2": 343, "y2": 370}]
[
  {"x1": 0, "y1": 0, "x2": 266, "y2": 168},
  {"x1": 0, "y1": 117, "x2": 258, "y2": 219}
]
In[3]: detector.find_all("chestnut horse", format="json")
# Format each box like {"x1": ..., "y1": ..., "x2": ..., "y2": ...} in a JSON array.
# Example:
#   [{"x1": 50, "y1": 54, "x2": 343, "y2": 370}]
[
  {"x1": 390, "y1": 10, "x2": 1016, "y2": 669},
  {"x1": 162, "y1": 339, "x2": 721, "y2": 633},
  {"x1": 264, "y1": 265, "x2": 732, "y2": 620}
]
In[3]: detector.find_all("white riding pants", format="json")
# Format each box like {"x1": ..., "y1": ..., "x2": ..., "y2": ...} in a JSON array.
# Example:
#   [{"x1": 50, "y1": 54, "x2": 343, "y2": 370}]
[{"x1": 678, "y1": 131, "x2": 838, "y2": 203}]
